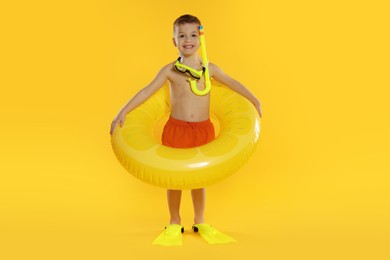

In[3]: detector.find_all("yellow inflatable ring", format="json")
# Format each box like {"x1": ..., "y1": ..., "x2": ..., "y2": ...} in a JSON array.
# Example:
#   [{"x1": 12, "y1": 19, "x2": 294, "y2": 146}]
[{"x1": 111, "y1": 79, "x2": 261, "y2": 189}]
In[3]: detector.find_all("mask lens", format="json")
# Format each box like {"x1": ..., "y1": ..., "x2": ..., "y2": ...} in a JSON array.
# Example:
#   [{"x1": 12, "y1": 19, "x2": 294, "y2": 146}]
[
  {"x1": 174, "y1": 59, "x2": 203, "y2": 80},
  {"x1": 188, "y1": 71, "x2": 201, "y2": 79},
  {"x1": 175, "y1": 65, "x2": 187, "y2": 73}
]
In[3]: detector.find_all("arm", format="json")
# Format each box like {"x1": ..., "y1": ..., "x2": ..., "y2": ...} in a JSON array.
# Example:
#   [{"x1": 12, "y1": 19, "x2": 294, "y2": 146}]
[
  {"x1": 210, "y1": 63, "x2": 262, "y2": 117},
  {"x1": 110, "y1": 65, "x2": 170, "y2": 135}
]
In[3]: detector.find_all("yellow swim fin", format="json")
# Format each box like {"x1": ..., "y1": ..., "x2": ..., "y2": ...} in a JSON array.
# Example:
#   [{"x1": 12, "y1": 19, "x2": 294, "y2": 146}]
[
  {"x1": 152, "y1": 224, "x2": 184, "y2": 246},
  {"x1": 192, "y1": 223, "x2": 237, "y2": 245}
]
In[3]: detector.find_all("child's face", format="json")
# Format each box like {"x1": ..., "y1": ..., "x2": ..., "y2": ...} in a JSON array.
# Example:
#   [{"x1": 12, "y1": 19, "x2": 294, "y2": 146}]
[{"x1": 173, "y1": 23, "x2": 200, "y2": 57}]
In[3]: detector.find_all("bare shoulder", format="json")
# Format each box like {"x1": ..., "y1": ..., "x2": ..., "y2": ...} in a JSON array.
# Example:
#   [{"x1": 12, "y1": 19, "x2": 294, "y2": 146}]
[
  {"x1": 143, "y1": 61, "x2": 176, "y2": 90},
  {"x1": 208, "y1": 62, "x2": 218, "y2": 72},
  {"x1": 162, "y1": 61, "x2": 175, "y2": 70},
  {"x1": 159, "y1": 61, "x2": 177, "y2": 78},
  {"x1": 209, "y1": 62, "x2": 230, "y2": 79},
  {"x1": 208, "y1": 62, "x2": 223, "y2": 77},
  {"x1": 157, "y1": 62, "x2": 174, "y2": 75}
]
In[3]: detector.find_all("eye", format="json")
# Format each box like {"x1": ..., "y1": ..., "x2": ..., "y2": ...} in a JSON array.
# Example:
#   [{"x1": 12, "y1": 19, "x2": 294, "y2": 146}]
[
  {"x1": 179, "y1": 35, "x2": 184, "y2": 38},
  {"x1": 192, "y1": 34, "x2": 198, "y2": 37}
]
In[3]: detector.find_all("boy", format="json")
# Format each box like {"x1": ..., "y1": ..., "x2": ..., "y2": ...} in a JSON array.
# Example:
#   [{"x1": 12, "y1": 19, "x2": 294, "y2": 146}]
[{"x1": 110, "y1": 14, "x2": 262, "y2": 245}]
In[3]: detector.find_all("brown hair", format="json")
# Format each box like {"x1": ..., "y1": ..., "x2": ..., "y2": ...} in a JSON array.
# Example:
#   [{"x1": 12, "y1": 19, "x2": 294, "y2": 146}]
[{"x1": 173, "y1": 14, "x2": 201, "y2": 33}]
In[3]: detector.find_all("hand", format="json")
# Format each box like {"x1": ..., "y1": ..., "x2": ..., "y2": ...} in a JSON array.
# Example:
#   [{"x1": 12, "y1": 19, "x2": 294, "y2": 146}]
[{"x1": 110, "y1": 112, "x2": 126, "y2": 135}]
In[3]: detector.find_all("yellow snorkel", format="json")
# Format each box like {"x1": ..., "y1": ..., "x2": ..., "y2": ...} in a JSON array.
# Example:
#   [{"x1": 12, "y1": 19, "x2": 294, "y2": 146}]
[
  {"x1": 190, "y1": 25, "x2": 211, "y2": 96},
  {"x1": 173, "y1": 25, "x2": 212, "y2": 96}
]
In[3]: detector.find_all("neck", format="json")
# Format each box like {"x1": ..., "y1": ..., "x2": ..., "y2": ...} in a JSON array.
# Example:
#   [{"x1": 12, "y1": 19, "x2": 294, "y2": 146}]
[{"x1": 179, "y1": 55, "x2": 202, "y2": 68}]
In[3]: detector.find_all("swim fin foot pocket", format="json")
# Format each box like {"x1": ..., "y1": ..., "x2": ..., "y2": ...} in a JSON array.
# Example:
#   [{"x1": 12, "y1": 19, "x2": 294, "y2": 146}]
[
  {"x1": 192, "y1": 223, "x2": 237, "y2": 245},
  {"x1": 152, "y1": 224, "x2": 184, "y2": 246}
]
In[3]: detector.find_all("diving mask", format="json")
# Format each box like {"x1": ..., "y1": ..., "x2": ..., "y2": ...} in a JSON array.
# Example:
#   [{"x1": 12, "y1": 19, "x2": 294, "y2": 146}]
[{"x1": 174, "y1": 57, "x2": 205, "y2": 80}]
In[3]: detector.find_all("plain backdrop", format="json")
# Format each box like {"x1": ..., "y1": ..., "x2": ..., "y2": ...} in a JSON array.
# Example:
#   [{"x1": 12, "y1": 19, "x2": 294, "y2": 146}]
[{"x1": 1, "y1": 1, "x2": 389, "y2": 259}]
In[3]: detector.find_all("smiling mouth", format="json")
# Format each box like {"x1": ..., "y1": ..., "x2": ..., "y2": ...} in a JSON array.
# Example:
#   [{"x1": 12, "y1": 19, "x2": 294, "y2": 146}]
[{"x1": 184, "y1": 45, "x2": 194, "y2": 49}]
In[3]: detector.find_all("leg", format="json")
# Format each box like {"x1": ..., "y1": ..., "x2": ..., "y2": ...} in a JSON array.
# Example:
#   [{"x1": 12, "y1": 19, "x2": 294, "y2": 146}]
[
  {"x1": 191, "y1": 188, "x2": 206, "y2": 224},
  {"x1": 167, "y1": 189, "x2": 182, "y2": 224},
  {"x1": 153, "y1": 190, "x2": 183, "y2": 246}
]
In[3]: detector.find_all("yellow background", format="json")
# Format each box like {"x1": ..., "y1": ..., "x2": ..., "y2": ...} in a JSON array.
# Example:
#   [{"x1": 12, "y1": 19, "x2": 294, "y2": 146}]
[{"x1": 1, "y1": 0, "x2": 389, "y2": 259}]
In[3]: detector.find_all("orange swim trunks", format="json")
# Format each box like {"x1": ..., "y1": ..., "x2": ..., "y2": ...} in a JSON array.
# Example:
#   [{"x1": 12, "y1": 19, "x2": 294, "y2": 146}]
[{"x1": 162, "y1": 116, "x2": 215, "y2": 148}]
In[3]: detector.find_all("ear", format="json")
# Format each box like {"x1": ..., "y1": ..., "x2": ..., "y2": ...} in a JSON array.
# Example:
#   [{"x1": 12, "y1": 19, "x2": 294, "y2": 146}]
[{"x1": 172, "y1": 37, "x2": 177, "y2": 47}]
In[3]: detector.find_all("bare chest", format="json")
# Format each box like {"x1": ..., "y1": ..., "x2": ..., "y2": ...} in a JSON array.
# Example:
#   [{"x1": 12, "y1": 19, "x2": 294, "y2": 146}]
[{"x1": 168, "y1": 70, "x2": 208, "y2": 96}]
